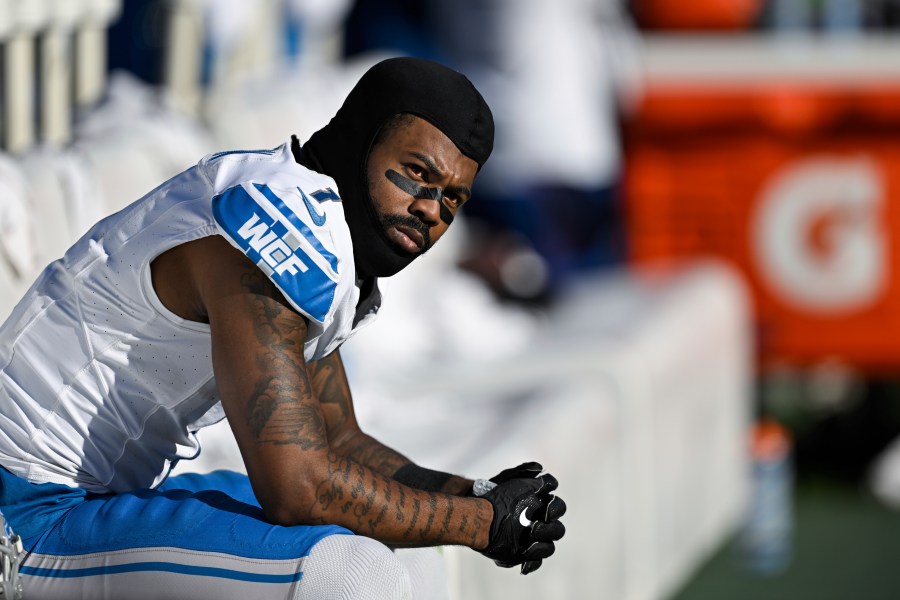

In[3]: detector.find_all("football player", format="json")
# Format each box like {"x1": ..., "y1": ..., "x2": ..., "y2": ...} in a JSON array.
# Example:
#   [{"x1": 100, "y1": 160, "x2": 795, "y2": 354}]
[{"x1": 0, "y1": 57, "x2": 565, "y2": 599}]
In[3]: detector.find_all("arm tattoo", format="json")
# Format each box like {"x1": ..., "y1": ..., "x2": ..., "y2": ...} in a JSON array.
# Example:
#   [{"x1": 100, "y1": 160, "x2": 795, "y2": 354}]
[
  {"x1": 419, "y1": 494, "x2": 438, "y2": 541},
  {"x1": 306, "y1": 353, "x2": 411, "y2": 476},
  {"x1": 304, "y1": 453, "x2": 489, "y2": 547},
  {"x1": 342, "y1": 435, "x2": 410, "y2": 476},
  {"x1": 440, "y1": 497, "x2": 454, "y2": 539},
  {"x1": 308, "y1": 353, "x2": 353, "y2": 422},
  {"x1": 402, "y1": 498, "x2": 421, "y2": 540},
  {"x1": 239, "y1": 270, "x2": 327, "y2": 449},
  {"x1": 368, "y1": 480, "x2": 390, "y2": 531},
  {"x1": 233, "y1": 269, "x2": 490, "y2": 548},
  {"x1": 396, "y1": 485, "x2": 406, "y2": 522},
  {"x1": 246, "y1": 378, "x2": 327, "y2": 448}
]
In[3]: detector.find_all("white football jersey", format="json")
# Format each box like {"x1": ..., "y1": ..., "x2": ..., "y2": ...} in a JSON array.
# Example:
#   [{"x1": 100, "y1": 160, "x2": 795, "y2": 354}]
[{"x1": 0, "y1": 140, "x2": 380, "y2": 493}]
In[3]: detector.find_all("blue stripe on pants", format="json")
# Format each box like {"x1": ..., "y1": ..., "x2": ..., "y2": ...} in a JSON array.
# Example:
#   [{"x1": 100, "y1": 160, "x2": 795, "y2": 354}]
[
  {"x1": 1, "y1": 469, "x2": 352, "y2": 599},
  {"x1": 20, "y1": 561, "x2": 304, "y2": 583}
]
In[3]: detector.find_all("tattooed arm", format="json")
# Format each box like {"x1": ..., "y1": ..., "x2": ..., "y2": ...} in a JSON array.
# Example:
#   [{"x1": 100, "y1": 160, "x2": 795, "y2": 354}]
[
  {"x1": 179, "y1": 236, "x2": 492, "y2": 548},
  {"x1": 307, "y1": 351, "x2": 475, "y2": 496}
]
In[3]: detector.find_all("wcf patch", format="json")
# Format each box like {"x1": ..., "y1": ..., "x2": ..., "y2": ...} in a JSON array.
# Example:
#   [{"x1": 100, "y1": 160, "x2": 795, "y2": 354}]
[{"x1": 212, "y1": 183, "x2": 338, "y2": 323}]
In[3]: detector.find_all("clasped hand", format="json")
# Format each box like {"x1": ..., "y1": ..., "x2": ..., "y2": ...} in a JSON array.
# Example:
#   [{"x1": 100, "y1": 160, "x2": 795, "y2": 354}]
[{"x1": 479, "y1": 462, "x2": 566, "y2": 575}]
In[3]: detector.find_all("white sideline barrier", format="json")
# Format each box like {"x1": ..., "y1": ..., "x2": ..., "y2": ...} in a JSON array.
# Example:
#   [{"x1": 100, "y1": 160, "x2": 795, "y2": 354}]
[
  {"x1": 0, "y1": 147, "x2": 105, "y2": 321},
  {"x1": 204, "y1": 69, "x2": 345, "y2": 150},
  {"x1": 32, "y1": 149, "x2": 106, "y2": 240},
  {"x1": 75, "y1": 130, "x2": 181, "y2": 216},
  {"x1": 18, "y1": 148, "x2": 105, "y2": 267},
  {"x1": 73, "y1": 73, "x2": 216, "y2": 215},
  {"x1": 203, "y1": 53, "x2": 383, "y2": 150},
  {"x1": 354, "y1": 260, "x2": 752, "y2": 600},
  {"x1": 0, "y1": 156, "x2": 39, "y2": 320}
]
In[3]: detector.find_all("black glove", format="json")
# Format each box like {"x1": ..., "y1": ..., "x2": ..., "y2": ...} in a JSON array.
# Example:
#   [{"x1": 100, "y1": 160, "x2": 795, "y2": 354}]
[
  {"x1": 489, "y1": 461, "x2": 544, "y2": 485},
  {"x1": 484, "y1": 461, "x2": 567, "y2": 574},
  {"x1": 480, "y1": 472, "x2": 566, "y2": 575}
]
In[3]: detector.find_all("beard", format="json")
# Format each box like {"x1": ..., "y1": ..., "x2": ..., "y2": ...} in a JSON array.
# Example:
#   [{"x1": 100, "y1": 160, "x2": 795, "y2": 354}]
[
  {"x1": 345, "y1": 173, "x2": 435, "y2": 279},
  {"x1": 379, "y1": 212, "x2": 433, "y2": 256}
]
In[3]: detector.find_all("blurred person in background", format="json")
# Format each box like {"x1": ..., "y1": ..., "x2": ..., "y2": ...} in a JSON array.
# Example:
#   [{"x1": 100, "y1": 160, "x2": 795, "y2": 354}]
[
  {"x1": 344, "y1": 0, "x2": 642, "y2": 305},
  {"x1": 0, "y1": 57, "x2": 565, "y2": 599}
]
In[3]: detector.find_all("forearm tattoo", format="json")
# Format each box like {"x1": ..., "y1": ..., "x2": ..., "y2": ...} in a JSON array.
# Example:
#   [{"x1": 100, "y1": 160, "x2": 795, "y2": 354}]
[
  {"x1": 309, "y1": 452, "x2": 492, "y2": 547},
  {"x1": 236, "y1": 270, "x2": 490, "y2": 546},
  {"x1": 341, "y1": 434, "x2": 410, "y2": 476},
  {"x1": 307, "y1": 353, "x2": 410, "y2": 475}
]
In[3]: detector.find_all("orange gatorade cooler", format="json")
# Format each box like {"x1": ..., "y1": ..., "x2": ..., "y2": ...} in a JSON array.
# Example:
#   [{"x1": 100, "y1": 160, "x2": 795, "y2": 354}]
[{"x1": 625, "y1": 36, "x2": 900, "y2": 374}]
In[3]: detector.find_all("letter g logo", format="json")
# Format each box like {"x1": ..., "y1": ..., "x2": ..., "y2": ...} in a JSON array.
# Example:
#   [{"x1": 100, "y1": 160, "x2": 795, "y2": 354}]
[{"x1": 752, "y1": 156, "x2": 887, "y2": 314}]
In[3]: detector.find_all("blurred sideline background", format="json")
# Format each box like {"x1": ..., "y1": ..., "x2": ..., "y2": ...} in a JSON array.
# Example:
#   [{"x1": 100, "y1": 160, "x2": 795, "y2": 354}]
[{"x1": 0, "y1": 0, "x2": 899, "y2": 598}]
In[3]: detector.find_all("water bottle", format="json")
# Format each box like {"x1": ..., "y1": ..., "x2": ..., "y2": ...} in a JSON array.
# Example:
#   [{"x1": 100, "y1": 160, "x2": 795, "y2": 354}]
[{"x1": 739, "y1": 419, "x2": 794, "y2": 575}]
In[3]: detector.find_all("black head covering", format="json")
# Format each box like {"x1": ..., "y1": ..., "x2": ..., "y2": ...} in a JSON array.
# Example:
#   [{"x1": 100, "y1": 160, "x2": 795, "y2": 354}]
[{"x1": 296, "y1": 57, "x2": 494, "y2": 279}]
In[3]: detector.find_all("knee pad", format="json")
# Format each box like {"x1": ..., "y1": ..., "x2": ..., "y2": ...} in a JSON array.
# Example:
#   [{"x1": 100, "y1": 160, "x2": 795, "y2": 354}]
[
  {"x1": 394, "y1": 548, "x2": 450, "y2": 600},
  {"x1": 296, "y1": 535, "x2": 410, "y2": 600}
]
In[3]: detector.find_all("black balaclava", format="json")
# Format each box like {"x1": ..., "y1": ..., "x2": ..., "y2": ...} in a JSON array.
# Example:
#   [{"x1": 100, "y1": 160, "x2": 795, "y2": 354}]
[{"x1": 296, "y1": 57, "x2": 494, "y2": 280}]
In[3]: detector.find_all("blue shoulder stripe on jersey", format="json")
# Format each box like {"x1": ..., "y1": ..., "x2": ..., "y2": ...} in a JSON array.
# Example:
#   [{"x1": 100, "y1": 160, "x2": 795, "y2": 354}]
[
  {"x1": 20, "y1": 562, "x2": 303, "y2": 584},
  {"x1": 253, "y1": 183, "x2": 339, "y2": 272},
  {"x1": 208, "y1": 148, "x2": 278, "y2": 161},
  {"x1": 311, "y1": 188, "x2": 341, "y2": 202},
  {"x1": 212, "y1": 184, "x2": 337, "y2": 323}
]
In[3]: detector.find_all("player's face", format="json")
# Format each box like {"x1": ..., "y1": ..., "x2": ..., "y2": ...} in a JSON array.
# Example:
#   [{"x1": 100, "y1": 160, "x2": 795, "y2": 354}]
[{"x1": 365, "y1": 116, "x2": 478, "y2": 256}]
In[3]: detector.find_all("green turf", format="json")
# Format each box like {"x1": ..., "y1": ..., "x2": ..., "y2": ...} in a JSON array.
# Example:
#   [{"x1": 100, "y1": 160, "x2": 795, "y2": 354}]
[{"x1": 673, "y1": 478, "x2": 900, "y2": 600}]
